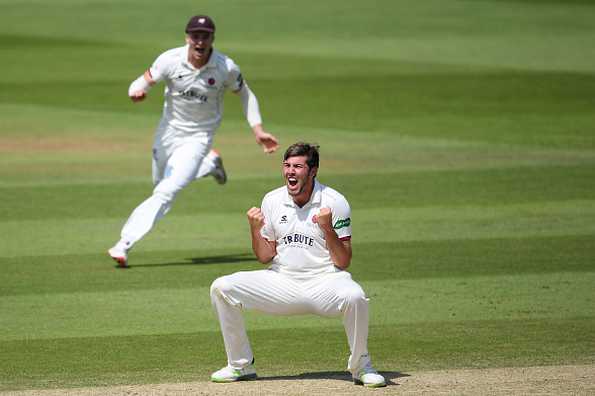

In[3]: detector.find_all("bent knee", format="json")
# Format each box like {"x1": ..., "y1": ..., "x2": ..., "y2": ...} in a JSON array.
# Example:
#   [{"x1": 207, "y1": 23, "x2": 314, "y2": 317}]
[
  {"x1": 341, "y1": 287, "x2": 367, "y2": 306},
  {"x1": 153, "y1": 180, "x2": 185, "y2": 203},
  {"x1": 153, "y1": 189, "x2": 176, "y2": 204},
  {"x1": 210, "y1": 275, "x2": 245, "y2": 308},
  {"x1": 210, "y1": 276, "x2": 232, "y2": 298}
]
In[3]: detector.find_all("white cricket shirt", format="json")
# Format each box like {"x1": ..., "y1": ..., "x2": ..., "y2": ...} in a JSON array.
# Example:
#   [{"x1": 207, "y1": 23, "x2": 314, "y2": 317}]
[
  {"x1": 149, "y1": 46, "x2": 244, "y2": 136},
  {"x1": 260, "y1": 180, "x2": 352, "y2": 279}
]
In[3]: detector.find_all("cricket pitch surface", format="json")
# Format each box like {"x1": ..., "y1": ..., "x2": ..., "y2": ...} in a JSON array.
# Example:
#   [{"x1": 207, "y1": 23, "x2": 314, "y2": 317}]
[{"x1": 2, "y1": 364, "x2": 593, "y2": 395}]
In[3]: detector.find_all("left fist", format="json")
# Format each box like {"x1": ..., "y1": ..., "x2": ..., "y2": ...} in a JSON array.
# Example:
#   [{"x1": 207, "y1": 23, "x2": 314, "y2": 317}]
[{"x1": 313, "y1": 207, "x2": 332, "y2": 231}]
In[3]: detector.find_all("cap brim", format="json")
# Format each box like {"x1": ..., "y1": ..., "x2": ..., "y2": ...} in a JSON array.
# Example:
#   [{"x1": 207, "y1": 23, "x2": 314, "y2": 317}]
[{"x1": 186, "y1": 27, "x2": 215, "y2": 33}]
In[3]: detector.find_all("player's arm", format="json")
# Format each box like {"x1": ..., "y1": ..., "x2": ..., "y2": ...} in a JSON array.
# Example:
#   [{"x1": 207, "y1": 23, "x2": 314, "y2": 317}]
[
  {"x1": 235, "y1": 83, "x2": 279, "y2": 154},
  {"x1": 128, "y1": 70, "x2": 157, "y2": 103},
  {"x1": 247, "y1": 207, "x2": 277, "y2": 264},
  {"x1": 314, "y1": 207, "x2": 353, "y2": 270}
]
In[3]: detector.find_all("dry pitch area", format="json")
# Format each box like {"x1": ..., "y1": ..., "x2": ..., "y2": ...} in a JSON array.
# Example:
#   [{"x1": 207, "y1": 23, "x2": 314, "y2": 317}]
[{"x1": 2, "y1": 364, "x2": 593, "y2": 396}]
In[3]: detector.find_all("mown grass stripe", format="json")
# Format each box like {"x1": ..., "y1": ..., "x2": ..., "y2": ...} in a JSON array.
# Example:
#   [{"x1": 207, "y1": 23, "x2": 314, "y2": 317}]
[
  {"x1": 1, "y1": 234, "x2": 594, "y2": 296},
  {"x1": 357, "y1": 200, "x2": 595, "y2": 244},
  {"x1": 3, "y1": 164, "x2": 595, "y2": 221},
  {"x1": 2, "y1": 199, "x2": 593, "y2": 258},
  {"x1": 2, "y1": 272, "x2": 593, "y2": 341}
]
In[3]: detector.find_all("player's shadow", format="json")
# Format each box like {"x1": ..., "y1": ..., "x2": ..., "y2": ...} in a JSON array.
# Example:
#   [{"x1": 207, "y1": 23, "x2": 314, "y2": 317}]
[
  {"x1": 125, "y1": 253, "x2": 255, "y2": 268},
  {"x1": 257, "y1": 370, "x2": 406, "y2": 386}
]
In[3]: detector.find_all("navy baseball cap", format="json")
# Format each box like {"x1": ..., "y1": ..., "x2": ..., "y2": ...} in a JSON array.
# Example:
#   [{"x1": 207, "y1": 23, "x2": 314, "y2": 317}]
[{"x1": 185, "y1": 15, "x2": 216, "y2": 33}]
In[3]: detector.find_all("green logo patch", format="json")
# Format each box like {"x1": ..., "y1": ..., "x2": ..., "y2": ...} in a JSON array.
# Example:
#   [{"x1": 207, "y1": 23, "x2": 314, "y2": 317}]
[{"x1": 333, "y1": 218, "x2": 351, "y2": 229}]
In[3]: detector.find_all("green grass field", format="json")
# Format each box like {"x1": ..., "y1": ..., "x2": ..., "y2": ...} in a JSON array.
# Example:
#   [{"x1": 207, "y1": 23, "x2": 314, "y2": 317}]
[{"x1": 1, "y1": 0, "x2": 594, "y2": 391}]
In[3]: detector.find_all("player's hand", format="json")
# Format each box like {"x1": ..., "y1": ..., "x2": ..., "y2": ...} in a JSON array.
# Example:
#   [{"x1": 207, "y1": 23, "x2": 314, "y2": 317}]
[
  {"x1": 313, "y1": 207, "x2": 333, "y2": 232},
  {"x1": 253, "y1": 125, "x2": 279, "y2": 153},
  {"x1": 129, "y1": 91, "x2": 147, "y2": 103},
  {"x1": 258, "y1": 133, "x2": 279, "y2": 153},
  {"x1": 247, "y1": 207, "x2": 266, "y2": 230}
]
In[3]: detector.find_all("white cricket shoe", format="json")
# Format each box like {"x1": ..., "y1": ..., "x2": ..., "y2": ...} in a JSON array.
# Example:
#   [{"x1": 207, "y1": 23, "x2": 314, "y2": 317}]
[
  {"x1": 353, "y1": 360, "x2": 386, "y2": 388},
  {"x1": 108, "y1": 245, "x2": 128, "y2": 268},
  {"x1": 211, "y1": 364, "x2": 257, "y2": 383},
  {"x1": 210, "y1": 150, "x2": 227, "y2": 185}
]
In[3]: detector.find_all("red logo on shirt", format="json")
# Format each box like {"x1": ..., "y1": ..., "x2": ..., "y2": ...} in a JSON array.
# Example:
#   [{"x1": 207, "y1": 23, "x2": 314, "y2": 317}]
[{"x1": 208, "y1": 78, "x2": 216, "y2": 85}]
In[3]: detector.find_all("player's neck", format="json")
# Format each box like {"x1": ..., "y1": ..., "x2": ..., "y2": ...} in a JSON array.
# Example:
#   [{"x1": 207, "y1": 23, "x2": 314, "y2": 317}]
[{"x1": 292, "y1": 180, "x2": 315, "y2": 208}]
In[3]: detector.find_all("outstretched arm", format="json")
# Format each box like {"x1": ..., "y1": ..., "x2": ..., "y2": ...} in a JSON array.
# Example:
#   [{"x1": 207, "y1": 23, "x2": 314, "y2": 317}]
[
  {"x1": 246, "y1": 207, "x2": 277, "y2": 264},
  {"x1": 128, "y1": 70, "x2": 156, "y2": 103},
  {"x1": 237, "y1": 84, "x2": 279, "y2": 153},
  {"x1": 314, "y1": 207, "x2": 353, "y2": 270}
]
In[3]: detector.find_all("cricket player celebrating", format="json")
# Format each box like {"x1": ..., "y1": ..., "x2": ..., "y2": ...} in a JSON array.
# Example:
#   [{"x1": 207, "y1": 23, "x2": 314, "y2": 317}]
[
  {"x1": 108, "y1": 15, "x2": 279, "y2": 267},
  {"x1": 209, "y1": 142, "x2": 386, "y2": 388}
]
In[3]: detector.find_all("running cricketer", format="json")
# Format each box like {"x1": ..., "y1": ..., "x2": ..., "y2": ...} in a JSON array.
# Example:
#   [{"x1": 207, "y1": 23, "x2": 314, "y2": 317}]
[
  {"x1": 209, "y1": 142, "x2": 386, "y2": 388},
  {"x1": 108, "y1": 15, "x2": 279, "y2": 267}
]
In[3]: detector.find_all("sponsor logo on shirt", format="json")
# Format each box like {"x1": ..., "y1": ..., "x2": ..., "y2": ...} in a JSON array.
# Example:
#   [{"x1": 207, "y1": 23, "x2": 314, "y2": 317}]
[
  {"x1": 179, "y1": 89, "x2": 208, "y2": 102},
  {"x1": 281, "y1": 233, "x2": 314, "y2": 247},
  {"x1": 280, "y1": 215, "x2": 288, "y2": 224},
  {"x1": 333, "y1": 218, "x2": 351, "y2": 230}
]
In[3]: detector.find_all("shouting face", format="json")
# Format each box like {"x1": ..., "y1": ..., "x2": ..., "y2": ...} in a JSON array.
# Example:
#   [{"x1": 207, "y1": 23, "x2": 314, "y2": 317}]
[
  {"x1": 186, "y1": 31, "x2": 214, "y2": 66},
  {"x1": 283, "y1": 155, "x2": 317, "y2": 206}
]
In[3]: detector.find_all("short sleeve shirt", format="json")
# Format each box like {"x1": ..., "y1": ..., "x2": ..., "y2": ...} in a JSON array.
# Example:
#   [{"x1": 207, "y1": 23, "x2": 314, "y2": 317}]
[
  {"x1": 149, "y1": 46, "x2": 244, "y2": 135},
  {"x1": 260, "y1": 180, "x2": 352, "y2": 279}
]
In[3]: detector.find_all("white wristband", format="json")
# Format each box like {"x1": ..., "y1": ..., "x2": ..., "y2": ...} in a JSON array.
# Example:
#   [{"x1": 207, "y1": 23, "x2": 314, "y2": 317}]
[
  {"x1": 128, "y1": 75, "x2": 151, "y2": 96},
  {"x1": 239, "y1": 84, "x2": 263, "y2": 127}
]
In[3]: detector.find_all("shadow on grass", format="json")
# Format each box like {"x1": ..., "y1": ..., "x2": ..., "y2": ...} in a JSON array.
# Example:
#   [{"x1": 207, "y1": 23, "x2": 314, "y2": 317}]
[
  {"x1": 117, "y1": 253, "x2": 256, "y2": 269},
  {"x1": 257, "y1": 370, "x2": 407, "y2": 386}
]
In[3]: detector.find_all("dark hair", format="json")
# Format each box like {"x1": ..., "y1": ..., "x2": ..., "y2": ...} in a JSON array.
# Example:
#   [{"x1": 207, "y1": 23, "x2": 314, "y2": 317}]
[{"x1": 283, "y1": 142, "x2": 320, "y2": 169}]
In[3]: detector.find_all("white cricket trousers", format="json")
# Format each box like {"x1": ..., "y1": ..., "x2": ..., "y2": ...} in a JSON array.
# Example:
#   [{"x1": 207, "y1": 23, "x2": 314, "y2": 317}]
[
  {"x1": 119, "y1": 135, "x2": 216, "y2": 246},
  {"x1": 210, "y1": 269, "x2": 371, "y2": 372}
]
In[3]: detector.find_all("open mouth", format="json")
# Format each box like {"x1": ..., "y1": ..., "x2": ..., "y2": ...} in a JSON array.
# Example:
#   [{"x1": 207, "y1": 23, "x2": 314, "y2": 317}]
[
  {"x1": 195, "y1": 47, "x2": 206, "y2": 55},
  {"x1": 287, "y1": 177, "x2": 298, "y2": 187}
]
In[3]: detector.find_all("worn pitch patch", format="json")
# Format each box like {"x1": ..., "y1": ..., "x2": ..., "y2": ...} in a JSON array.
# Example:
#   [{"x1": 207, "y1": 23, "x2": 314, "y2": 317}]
[{"x1": 2, "y1": 364, "x2": 594, "y2": 395}]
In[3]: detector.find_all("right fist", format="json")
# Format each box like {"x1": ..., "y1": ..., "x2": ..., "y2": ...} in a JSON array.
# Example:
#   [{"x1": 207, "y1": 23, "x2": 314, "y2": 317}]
[
  {"x1": 129, "y1": 91, "x2": 147, "y2": 102},
  {"x1": 247, "y1": 207, "x2": 265, "y2": 230}
]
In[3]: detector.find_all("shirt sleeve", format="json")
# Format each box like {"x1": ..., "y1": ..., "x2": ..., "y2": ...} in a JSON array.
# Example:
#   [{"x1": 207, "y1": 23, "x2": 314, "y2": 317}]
[
  {"x1": 148, "y1": 50, "x2": 173, "y2": 83},
  {"x1": 332, "y1": 196, "x2": 352, "y2": 240},
  {"x1": 224, "y1": 58, "x2": 244, "y2": 92},
  {"x1": 260, "y1": 196, "x2": 275, "y2": 242}
]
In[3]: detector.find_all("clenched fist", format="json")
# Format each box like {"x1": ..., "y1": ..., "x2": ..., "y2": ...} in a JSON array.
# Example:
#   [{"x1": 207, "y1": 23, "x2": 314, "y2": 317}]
[
  {"x1": 312, "y1": 207, "x2": 333, "y2": 232},
  {"x1": 247, "y1": 207, "x2": 265, "y2": 230},
  {"x1": 129, "y1": 91, "x2": 147, "y2": 102}
]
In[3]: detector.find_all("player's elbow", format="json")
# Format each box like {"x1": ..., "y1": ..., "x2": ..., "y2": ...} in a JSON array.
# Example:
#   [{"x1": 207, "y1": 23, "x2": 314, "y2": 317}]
[
  {"x1": 256, "y1": 255, "x2": 274, "y2": 264},
  {"x1": 253, "y1": 248, "x2": 275, "y2": 264},
  {"x1": 252, "y1": 248, "x2": 274, "y2": 264},
  {"x1": 252, "y1": 240, "x2": 276, "y2": 264},
  {"x1": 333, "y1": 251, "x2": 352, "y2": 270},
  {"x1": 334, "y1": 258, "x2": 351, "y2": 270}
]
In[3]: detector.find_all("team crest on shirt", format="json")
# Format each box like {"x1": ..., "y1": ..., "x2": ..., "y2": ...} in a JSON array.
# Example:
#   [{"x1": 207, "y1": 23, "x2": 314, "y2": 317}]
[{"x1": 200, "y1": 75, "x2": 219, "y2": 90}]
